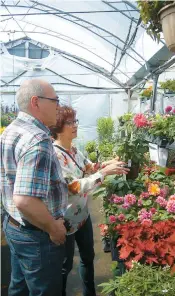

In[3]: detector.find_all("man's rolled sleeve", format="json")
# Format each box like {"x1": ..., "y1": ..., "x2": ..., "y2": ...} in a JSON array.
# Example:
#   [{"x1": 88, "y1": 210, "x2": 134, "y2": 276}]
[{"x1": 14, "y1": 139, "x2": 52, "y2": 199}]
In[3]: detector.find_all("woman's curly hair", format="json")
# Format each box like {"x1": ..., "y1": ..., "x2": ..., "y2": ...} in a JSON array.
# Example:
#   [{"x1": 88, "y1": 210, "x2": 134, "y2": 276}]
[{"x1": 50, "y1": 105, "x2": 76, "y2": 139}]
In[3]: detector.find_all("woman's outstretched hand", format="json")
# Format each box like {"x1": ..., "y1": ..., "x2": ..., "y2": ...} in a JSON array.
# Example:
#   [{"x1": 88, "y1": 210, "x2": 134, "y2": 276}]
[
  {"x1": 101, "y1": 156, "x2": 120, "y2": 168},
  {"x1": 100, "y1": 161, "x2": 130, "y2": 176}
]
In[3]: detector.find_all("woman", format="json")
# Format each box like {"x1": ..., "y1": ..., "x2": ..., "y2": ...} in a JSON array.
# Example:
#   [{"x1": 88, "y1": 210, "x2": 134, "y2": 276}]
[{"x1": 50, "y1": 106, "x2": 129, "y2": 296}]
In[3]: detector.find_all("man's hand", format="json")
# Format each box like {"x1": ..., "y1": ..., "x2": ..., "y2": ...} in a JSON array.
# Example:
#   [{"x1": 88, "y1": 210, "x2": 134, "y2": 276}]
[
  {"x1": 100, "y1": 161, "x2": 130, "y2": 176},
  {"x1": 48, "y1": 219, "x2": 67, "y2": 245}
]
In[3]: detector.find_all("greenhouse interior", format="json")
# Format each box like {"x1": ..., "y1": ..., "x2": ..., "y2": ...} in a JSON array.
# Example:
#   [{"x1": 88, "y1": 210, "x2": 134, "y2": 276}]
[{"x1": 0, "y1": 1, "x2": 175, "y2": 296}]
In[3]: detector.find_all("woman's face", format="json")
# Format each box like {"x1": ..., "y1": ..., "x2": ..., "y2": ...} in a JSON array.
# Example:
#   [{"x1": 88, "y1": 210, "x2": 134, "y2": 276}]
[{"x1": 61, "y1": 117, "x2": 78, "y2": 140}]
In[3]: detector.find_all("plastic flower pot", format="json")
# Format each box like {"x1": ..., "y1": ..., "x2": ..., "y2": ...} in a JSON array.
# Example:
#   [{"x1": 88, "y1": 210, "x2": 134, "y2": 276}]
[
  {"x1": 110, "y1": 238, "x2": 126, "y2": 276},
  {"x1": 126, "y1": 164, "x2": 140, "y2": 180},
  {"x1": 159, "y1": 3, "x2": 175, "y2": 52},
  {"x1": 102, "y1": 236, "x2": 111, "y2": 253}
]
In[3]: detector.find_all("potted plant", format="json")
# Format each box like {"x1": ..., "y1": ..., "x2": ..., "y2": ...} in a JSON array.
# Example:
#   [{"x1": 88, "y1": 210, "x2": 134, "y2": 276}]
[
  {"x1": 85, "y1": 140, "x2": 98, "y2": 163},
  {"x1": 115, "y1": 114, "x2": 149, "y2": 179},
  {"x1": 99, "y1": 262, "x2": 175, "y2": 296},
  {"x1": 137, "y1": 1, "x2": 175, "y2": 52},
  {"x1": 103, "y1": 171, "x2": 175, "y2": 269},
  {"x1": 139, "y1": 86, "x2": 153, "y2": 102},
  {"x1": 159, "y1": 79, "x2": 175, "y2": 94},
  {"x1": 133, "y1": 113, "x2": 175, "y2": 167}
]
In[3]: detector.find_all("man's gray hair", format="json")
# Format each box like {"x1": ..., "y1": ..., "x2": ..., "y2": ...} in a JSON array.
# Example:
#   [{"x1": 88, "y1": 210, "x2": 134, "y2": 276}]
[{"x1": 16, "y1": 79, "x2": 46, "y2": 112}]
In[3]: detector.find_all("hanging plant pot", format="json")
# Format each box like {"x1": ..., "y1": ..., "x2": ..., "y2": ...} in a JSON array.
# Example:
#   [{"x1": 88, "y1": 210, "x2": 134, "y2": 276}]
[
  {"x1": 164, "y1": 89, "x2": 175, "y2": 95},
  {"x1": 159, "y1": 3, "x2": 175, "y2": 52}
]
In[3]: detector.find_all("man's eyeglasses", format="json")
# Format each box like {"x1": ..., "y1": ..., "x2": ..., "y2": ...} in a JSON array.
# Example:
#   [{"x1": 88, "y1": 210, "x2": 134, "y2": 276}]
[
  {"x1": 38, "y1": 96, "x2": 60, "y2": 105},
  {"x1": 65, "y1": 119, "x2": 79, "y2": 126}
]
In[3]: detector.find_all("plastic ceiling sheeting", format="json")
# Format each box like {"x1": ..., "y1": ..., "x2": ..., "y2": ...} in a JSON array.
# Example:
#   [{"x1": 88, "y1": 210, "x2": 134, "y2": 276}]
[
  {"x1": 72, "y1": 93, "x2": 110, "y2": 144},
  {"x1": 0, "y1": 0, "x2": 165, "y2": 85},
  {"x1": 0, "y1": 53, "x2": 120, "y2": 91}
]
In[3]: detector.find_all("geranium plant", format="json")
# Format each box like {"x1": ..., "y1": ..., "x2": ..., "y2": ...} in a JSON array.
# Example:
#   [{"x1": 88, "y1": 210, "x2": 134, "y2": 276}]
[{"x1": 114, "y1": 114, "x2": 149, "y2": 167}]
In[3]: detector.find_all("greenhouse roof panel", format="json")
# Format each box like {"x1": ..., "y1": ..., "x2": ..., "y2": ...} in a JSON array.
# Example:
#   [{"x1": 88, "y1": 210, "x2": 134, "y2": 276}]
[{"x1": 0, "y1": 0, "x2": 172, "y2": 87}]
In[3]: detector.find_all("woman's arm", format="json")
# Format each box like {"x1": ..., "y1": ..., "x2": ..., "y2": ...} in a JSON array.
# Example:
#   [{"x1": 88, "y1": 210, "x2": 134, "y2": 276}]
[{"x1": 56, "y1": 150, "x2": 129, "y2": 195}]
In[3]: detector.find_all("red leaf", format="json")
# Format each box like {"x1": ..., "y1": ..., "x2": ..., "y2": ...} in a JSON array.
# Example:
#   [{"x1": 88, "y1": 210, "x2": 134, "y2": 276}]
[
  {"x1": 166, "y1": 255, "x2": 175, "y2": 266},
  {"x1": 119, "y1": 245, "x2": 134, "y2": 259}
]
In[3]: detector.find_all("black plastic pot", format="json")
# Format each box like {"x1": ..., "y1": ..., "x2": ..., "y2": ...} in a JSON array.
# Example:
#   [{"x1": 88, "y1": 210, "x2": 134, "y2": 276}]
[
  {"x1": 126, "y1": 164, "x2": 140, "y2": 180},
  {"x1": 110, "y1": 238, "x2": 126, "y2": 276},
  {"x1": 102, "y1": 237, "x2": 111, "y2": 253}
]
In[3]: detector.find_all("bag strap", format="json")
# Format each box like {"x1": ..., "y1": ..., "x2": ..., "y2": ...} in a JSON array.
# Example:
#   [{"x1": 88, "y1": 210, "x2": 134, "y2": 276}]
[{"x1": 54, "y1": 144, "x2": 85, "y2": 176}]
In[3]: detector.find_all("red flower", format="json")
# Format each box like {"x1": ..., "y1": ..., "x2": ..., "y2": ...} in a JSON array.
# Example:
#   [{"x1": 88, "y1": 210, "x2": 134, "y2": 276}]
[
  {"x1": 133, "y1": 114, "x2": 148, "y2": 128},
  {"x1": 109, "y1": 215, "x2": 117, "y2": 223},
  {"x1": 150, "y1": 208, "x2": 156, "y2": 214}
]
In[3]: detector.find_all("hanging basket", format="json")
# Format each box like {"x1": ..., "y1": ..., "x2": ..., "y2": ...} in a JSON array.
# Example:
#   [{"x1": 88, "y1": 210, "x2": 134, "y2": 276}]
[{"x1": 159, "y1": 3, "x2": 175, "y2": 53}]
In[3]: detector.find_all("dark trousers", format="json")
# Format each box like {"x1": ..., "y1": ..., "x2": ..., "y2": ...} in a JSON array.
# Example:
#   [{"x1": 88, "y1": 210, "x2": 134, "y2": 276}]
[
  {"x1": 3, "y1": 215, "x2": 65, "y2": 296},
  {"x1": 62, "y1": 215, "x2": 96, "y2": 296}
]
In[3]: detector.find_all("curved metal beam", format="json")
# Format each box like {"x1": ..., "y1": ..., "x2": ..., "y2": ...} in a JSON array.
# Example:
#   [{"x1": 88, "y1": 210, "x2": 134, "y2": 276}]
[{"x1": 28, "y1": 0, "x2": 143, "y2": 66}]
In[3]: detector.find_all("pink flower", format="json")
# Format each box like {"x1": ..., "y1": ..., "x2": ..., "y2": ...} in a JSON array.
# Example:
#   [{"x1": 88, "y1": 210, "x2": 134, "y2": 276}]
[
  {"x1": 138, "y1": 209, "x2": 152, "y2": 221},
  {"x1": 122, "y1": 203, "x2": 131, "y2": 209},
  {"x1": 124, "y1": 194, "x2": 137, "y2": 205},
  {"x1": 117, "y1": 213, "x2": 125, "y2": 221},
  {"x1": 133, "y1": 113, "x2": 148, "y2": 128},
  {"x1": 166, "y1": 195, "x2": 175, "y2": 213},
  {"x1": 150, "y1": 208, "x2": 156, "y2": 214},
  {"x1": 109, "y1": 215, "x2": 117, "y2": 223},
  {"x1": 156, "y1": 196, "x2": 167, "y2": 208},
  {"x1": 159, "y1": 187, "x2": 169, "y2": 198},
  {"x1": 141, "y1": 219, "x2": 152, "y2": 227},
  {"x1": 138, "y1": 199, "x2": 143, "y2": 207},
  {"x1": 165, "y1": 105, "x2": 172, "y2": 113},
  {"x1": 112, "y1": 195, "x2": 123, "y2": 204},
  {"x1": 140, "y1": 192, "x2": 150, "y2": 199}
]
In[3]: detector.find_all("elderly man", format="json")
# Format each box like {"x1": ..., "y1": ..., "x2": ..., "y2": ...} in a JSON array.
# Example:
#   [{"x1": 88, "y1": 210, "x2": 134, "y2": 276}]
[{"x1": 1, "y1": 79, "x2": 68, "y2": 296}]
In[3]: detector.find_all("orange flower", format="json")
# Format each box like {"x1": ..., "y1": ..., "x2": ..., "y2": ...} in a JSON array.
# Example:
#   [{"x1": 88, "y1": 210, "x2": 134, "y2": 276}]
[
  {"x1": 148, "y1": 183, "x2": 160, "y2": 196},
  {"x1": 68, "y1": 180, "x2": 81, "y2": 194}
]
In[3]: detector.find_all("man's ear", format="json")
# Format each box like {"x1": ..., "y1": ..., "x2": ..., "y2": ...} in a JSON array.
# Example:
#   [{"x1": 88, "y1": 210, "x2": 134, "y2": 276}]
[{"x1": 31, "y1": 96, "x2": 39, "y2": 110}]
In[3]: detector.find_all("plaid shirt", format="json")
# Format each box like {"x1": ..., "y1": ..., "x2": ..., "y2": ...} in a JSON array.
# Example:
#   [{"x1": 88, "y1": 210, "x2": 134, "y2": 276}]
[{"x1": 0, "y1": 112, "x2": 68, "y2": 225}]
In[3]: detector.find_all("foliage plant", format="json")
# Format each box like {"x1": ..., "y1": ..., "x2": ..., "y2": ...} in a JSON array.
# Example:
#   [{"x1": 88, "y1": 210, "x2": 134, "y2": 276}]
[
  {"x1": 159, "y1": 79, "x2": 175, "y2": 92},
  {"x1": 116, "y1": 219, "x2": 175, "y2": 269},
  {"x1": 85, "y1": 117, "x2": 116, "y2": 162},
  {"x1": 137, "y1": 1, "x2": 174, "y2": 42},
  {"x1": 85, "y1": 141, "x2": 98, "y2": 162},
  {"x1": 99, "y1": 262, "x2": 175, "y2": 296},
  {"x1": 97, "y1": 117, "x2": 115, "y2": 143}
]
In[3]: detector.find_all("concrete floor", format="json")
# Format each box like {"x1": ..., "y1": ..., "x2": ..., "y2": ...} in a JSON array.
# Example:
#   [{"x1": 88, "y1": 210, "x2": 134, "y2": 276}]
[{"x1": 1, "y1": 197, "x2": 112, "y2": 296}]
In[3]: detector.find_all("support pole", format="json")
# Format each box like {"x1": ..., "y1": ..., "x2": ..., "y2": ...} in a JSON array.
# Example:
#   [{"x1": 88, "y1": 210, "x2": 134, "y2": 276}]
[
  {"x1": 150, "y1": 74, "x2": 159, "y2": 112},
  {"x1": 127, "y1": 88, "x2": 131, "y2": 112}
]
